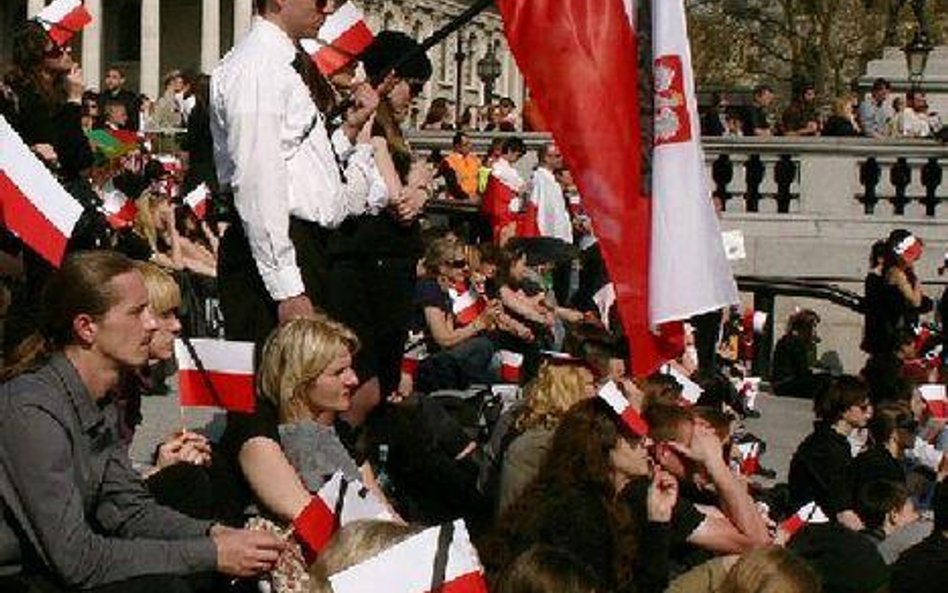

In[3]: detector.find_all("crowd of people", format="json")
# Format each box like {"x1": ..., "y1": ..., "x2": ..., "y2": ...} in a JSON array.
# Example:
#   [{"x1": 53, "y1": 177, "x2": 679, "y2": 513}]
[
  {"x1": 0, "y1": 2, "x2": 947, "y2": 593},
  {"x1": 700, "y1": 78, "x2": 946, "y2": 141}
]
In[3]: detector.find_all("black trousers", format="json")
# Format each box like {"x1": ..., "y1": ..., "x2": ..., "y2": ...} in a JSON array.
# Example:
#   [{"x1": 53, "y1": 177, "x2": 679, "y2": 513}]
[
  {"x1": 324, "y1": 256, "x2": 417, "y2": 396},
  {"x1": 218, "y1": 218, "x2": 329, "y2": 349}
]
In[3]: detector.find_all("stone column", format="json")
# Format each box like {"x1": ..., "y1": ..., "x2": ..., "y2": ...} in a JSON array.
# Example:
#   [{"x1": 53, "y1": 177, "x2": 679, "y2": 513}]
[
  {"x1": 233, "y1": 0, "x2": 253, "y2": 41},
  {"x1": 140, "y1": 0, "x2": 160, "y2": 98},
  {"x1": 201, "y1": 0, "x2": 221, "y2": 73},
  {"x1": 26, "y1": 0, "x2": 45, "y2": 18},
  {"x1": 81, "y1": 0, "x2": 102, "y2": 91}
]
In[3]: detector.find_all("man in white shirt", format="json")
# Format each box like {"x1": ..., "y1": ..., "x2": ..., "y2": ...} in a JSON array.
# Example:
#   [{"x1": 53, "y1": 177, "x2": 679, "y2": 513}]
[
  {"x1": 211, "y1": 0, "x2": 378, "y2": 344},
  {"x1": 895, "y1": 90, "x2": 933, "y2": 139},
  {"x1": 530, "y1": 143, "x2": 573, "y2": 303}
]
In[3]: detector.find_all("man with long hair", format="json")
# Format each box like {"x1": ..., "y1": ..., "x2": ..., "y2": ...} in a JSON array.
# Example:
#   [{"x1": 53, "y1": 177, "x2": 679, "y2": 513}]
[{"x1": 0, "y1": 251, "x2": 285, "y2": 593}]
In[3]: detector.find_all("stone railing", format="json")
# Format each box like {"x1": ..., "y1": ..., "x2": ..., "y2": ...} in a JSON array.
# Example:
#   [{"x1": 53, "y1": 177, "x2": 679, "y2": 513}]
[{"x1": 409, "y1": 131, "x2": 947, "y2": 373}]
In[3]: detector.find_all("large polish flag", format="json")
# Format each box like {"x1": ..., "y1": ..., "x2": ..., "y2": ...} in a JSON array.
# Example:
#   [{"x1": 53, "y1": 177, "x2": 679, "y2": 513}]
[
  {"x1": 496, "y1": 0, "x2": 737, "y2": 375},
  {"x1": 174, "y1": 338, "x2": 255, "y2": 412},
  {"x1": 650, "y1": 0, "x2": 737, "y2": 325},
  {"x1": 0, "y1": 116, "x2": 84, "y2": 266},
  {"x1": 329, "y1": 520, "x2": 488, "y2": 593},
  {"x1": 37, "y1": 0, "x2": 92, "y2": 46},
  {"x1": 300, "y1": 1, "x2": 374, "y2": 76}
]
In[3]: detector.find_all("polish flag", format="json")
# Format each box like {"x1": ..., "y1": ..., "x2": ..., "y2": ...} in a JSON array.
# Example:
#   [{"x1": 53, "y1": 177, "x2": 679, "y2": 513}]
[
  {"x1": 920, "y1": 384, "x2": 948, "y2": 419},
  {"x1": 499, "y1": 350, "x2": 523, "y2": 383},
  {"x1": 736, "y1": 441, "x2": 761, "y2": 476},
  {"x1": 329, "y1": 520, "x2": 488, "y2": 593},
  {"x1": 482, "y1": 159, "x2": 524, "y2": 241},
  {"x1": 183, "y1": 183, "x2": 210, "y2": 220},
  {"x1": 659, "y1": 363, "x2": 703, "y2": 405},
  {"x1": 293, "y1": 471, "x2": 393, "y2": 560},
  {"x1": 779, "y1": 502, "x2": 829, "y2": 538},
  {"x1": 36, "y1": 0, "x2": 92, "y2": 46},
  {"x1": 173, "y1": 338, "x2": 255, "y2": 412},
  {"x1": 300, "y1": 1, "x2": 374, "y2": 76},
  {"x1": 597, "y1": 380, "x2": 649, "y2": 437},
  {"x1": 100, "y1": 183, "x2": 137, "y2": 229},
  {"x1": 0, "y1": 116, "x2": 84, "y2": 266},
  {"x1": 449, "y1": 282, "x2": 487, "y2": 327},
  {"x1": 496, "y1": 0, "x2": 736, "y2": 375},
  {"x1": 401, "y1": 332, "x2": 428, "y2": 379}
]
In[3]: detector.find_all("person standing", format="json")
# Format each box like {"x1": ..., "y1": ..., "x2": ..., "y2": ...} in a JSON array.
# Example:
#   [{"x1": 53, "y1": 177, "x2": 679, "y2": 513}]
[
  {"x1": 210, "y1": 0, "x2": 378, "y2": 346},
  {"x1": 529, "y1": 142, "x2": 573, "y2": 303},
  {"x1": 0, "y1": 251, "x2": 285, "y2": 593},
  {"x1": 741, "y1": 84, "x2": 775, "y2": 137},
  {"x1": 102, "y1": 66, "x2": 141, "y2": 131}
]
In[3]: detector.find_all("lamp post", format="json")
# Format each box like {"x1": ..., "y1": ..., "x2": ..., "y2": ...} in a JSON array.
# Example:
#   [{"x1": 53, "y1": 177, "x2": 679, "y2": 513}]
[
  {"x1": 476, "y1": 39, "x2": 502, "y2": 105},
  {"x1": 454, "y1": 33, "x2": 465, "y2": 124},
  {"x1": 902, "y1": 0, "x2": 932, "y2": 88},
  {"x1": 903, "y1": 29, "x2": 933, "y2": 87}
]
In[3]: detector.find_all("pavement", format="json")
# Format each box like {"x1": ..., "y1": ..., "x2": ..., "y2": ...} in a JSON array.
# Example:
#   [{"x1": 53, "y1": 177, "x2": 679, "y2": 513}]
[{"x1": 132, "y1": 378, "x2": 816, "y2": 484}]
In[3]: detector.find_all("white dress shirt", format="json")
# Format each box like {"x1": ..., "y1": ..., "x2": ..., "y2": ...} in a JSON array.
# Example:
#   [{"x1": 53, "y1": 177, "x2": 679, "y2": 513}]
[
  {"x1": 211, "y1": 18, "x2": 356, "y2": 301},
  {"x1": 530, "y1": 167, "x2": 573, "y2": 244}
]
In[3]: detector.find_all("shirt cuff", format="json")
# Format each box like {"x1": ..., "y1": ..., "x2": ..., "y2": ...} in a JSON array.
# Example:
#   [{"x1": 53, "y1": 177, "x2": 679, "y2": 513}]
[
  {"x1": 260, "y1": 265, "x2": 306, "y2": 302},
  {"x1": 181, "y1": 537, "x2": 219, "y2": 573}
]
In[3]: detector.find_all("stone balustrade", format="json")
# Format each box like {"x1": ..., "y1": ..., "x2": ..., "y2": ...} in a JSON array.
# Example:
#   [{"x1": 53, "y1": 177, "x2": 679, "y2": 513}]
[{"x1": 409, "y1": 131, "x2": 948, "y2": 373}]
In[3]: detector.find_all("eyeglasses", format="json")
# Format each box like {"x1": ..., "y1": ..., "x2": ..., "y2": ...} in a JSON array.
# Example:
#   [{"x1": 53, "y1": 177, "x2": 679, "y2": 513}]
[{"x1": 43, "y1": 44, "x2": 69, "y2": 58}]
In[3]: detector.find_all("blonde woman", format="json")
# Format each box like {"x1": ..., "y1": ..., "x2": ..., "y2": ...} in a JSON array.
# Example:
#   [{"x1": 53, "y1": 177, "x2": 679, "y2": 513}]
[
  {"x1": 497, "y1": 361, "x2": 595, "y2": 512},
  {"x1": 215, "y1": 317, "x2": 390, "y2": 554}
]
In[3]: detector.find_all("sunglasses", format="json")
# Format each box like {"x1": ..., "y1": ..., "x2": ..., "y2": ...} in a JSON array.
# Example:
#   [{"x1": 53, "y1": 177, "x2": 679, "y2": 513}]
[
  {"x1": 404, "y1": 78, "x2": 426, "y2": 97},
  {"x1": 43, "y1": 44, "x2": 69, "y2": 58},
  {"x1": 449, "y1": 259, "x2": 468, "y2": 269}
]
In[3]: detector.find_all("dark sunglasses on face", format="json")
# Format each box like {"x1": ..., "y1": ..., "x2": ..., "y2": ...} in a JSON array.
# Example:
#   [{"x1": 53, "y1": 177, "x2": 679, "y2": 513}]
[
  {"x1": 404, "y1": 78, "x2": 426, "y2": 97},
  {"x1": 44, "y1": 44, "x2": 68, "y2": 58},
  {"x1": 450, "y1": 259, "x2": 468, "y2": 269}
]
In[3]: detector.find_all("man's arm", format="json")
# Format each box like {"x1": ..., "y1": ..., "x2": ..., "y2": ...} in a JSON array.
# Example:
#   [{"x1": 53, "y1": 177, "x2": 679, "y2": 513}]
[
  {"x1": 670, "y1": 428, "x2": 771, "y2": 547},
  {"x1": 217, "y1": 70, "x2": 310, "y2": 317},
  {"x1": 0, "y1": 405, "x2": 216, "y2": 588}
]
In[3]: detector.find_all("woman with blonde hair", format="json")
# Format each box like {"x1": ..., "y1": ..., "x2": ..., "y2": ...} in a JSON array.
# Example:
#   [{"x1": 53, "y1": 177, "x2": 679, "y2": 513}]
[
  {"x1": 497, "y1": 361, "x2": 595, "y2": 512},
  {"x1": 719, "y1": 547, "x2": 820, "y2": 593},
  {"x1": 215, "y1": 316, "x2": 391, "y2": 555},
  {"x1": 308, "y1": 520, "x2": 420, "y2": 593}
]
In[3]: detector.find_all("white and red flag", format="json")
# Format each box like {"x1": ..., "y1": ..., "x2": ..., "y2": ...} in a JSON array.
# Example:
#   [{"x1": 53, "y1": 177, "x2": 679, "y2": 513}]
[
  {"x1": 449, "y1": 282, "x2": 487, "y2": 327},
  {"x1": 499, "y1": 350, "x2": 524, "y2": 383},
  {"x1": 183, "y1": 182, "x2": 210, "y2": 220},
  {"x1": 0, "y1": 116, "x2": 84, "y2": 266},
  {"x1": 597, "y1": 380, "x2": 649, "y2": 438},
  {"x1": 173, "y1": 338, "x2": 255, "y2": 412},
  {"x1": 736, "y1": 441, "x2": 762, "y2": 476},
  {"x1": 496, "y1": 0, "x2": 737, "y2": 375},
  {"x1": 292, "y1": 471, "x2": 393, "y2": 561},
  {"x1": 779, "y1": 501, "x2": 829, "y2": 538},
  {"x1": 100, "y1": 182, "x2": 137, "y2": 229},
  {"x1": 36, "y1": 0, "x2": 92, "y2": 46},
  {"x1": 300, "y1": 1, "x2": 374, "y2": 76},
  {"x1": 329, "y1": 519, "x2": 488, "y2": 593}
]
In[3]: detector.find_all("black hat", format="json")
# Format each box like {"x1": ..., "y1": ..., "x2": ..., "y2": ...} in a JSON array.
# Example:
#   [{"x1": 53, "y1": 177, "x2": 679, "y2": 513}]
[{"x1": 361, "y1": 31, "x2": 432, "y2": 87}]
